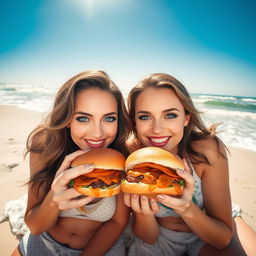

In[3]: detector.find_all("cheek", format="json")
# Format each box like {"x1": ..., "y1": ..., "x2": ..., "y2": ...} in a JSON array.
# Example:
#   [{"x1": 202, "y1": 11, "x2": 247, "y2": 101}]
[
  {"x1": 172, "y1": 122, "x2": 185, "y2": 135},
  {"x1": 107, "y1": 123, "x2": 118, "y2": 138},
  {"x1": 135, "y1": 123, "x2": 148, "y2": 140},
  {"x1": 173, "y1": 122, "x2": 186, "y2": 140},
  {"x1": 69, "y1": 122, "x2": 86, "y2": 137}
]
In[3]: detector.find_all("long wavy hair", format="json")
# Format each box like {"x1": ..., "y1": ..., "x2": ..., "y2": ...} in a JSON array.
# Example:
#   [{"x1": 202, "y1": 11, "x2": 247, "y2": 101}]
[
  {"x1": 27, "y1": 70, "x2": 131, "y2": 195},
  {"x1": 128, "y1": 73, "x2": 225, "y2": 165}
]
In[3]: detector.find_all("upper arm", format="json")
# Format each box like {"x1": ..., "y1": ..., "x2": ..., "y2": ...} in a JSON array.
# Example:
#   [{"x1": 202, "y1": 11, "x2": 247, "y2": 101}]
[
  {"x1": 194, "y1": 138, "x2": 232, "y2": 230},
  {"x1": 25, "y1": 152, "x2": 46, "y2": 216}
]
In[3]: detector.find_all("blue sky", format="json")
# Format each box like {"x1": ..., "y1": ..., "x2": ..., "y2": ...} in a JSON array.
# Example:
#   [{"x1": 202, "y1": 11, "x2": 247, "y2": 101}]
[{"x1": 0, "y1": 0, "x2": 255, "y2": 97}]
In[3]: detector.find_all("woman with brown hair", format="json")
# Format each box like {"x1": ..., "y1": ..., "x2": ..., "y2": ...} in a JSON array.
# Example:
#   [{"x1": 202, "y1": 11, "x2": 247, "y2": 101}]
[
  {"x1": 124, "y1": 73, "x2": 248, "y2": 255},
  {"x1": 11, "y1": 70, "x2": 131, "y2": 256}
]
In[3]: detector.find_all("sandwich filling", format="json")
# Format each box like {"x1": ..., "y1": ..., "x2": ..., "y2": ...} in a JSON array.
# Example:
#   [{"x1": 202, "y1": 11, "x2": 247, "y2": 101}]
[
  {"x1": 72, "y1": 169, "x2": 122, "y2": 189},
  {"x1": 124, "y1": 163, "x2": 184, "y2": 193}
]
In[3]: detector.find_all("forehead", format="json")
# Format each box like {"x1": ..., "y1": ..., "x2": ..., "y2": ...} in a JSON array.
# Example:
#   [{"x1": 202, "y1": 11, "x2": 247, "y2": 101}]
[
  {"x1": 75, "y1": 88, "x2": 117, "y2": 112},
  {"x1": 135, "y1": 87, "x2": 184, "y2": 111}
]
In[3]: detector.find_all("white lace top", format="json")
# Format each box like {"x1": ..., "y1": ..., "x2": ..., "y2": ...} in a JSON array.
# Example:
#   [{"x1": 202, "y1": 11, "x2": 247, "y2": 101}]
[{"x1": 60, "y1": 196, "x2": 116, "y2": 222}]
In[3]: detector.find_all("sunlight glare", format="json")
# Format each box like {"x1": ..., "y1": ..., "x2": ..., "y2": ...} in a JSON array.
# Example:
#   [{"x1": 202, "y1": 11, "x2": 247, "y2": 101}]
[{"x1": 71, "y1": 0, "x2": 122, "y2": 21}]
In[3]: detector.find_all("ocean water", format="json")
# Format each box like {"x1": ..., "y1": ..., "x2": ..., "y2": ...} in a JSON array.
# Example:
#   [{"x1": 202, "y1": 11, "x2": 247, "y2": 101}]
[
  {"x1": 192, "y1": 94, "x2": 256, "y2": 152},
  {"x1": 0, "y1": 82, "x2": 256, "y2": 152}
]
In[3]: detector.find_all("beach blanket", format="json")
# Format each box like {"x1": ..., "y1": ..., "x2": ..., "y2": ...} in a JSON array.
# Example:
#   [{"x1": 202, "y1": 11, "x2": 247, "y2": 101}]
[{"x1": 0, "y1": 194, "x2": 28, "y2": 239}]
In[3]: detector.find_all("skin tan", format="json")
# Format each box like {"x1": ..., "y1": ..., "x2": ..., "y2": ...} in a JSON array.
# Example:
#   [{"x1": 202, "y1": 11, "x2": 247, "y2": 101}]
[
  {"x1": 125, "y1": 87, "x2": 247, "y2": 255},
  {"x1": 68, "y1": 89, "x2": 118, "y2": 151},
  {"x1": 12, "y1": 88, "x2": 130, "y2": 256}
]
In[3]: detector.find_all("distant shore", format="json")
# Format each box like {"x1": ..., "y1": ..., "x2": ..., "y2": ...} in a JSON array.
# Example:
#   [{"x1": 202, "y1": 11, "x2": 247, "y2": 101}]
[{"x1": 0, "y1": 105, "x2": 255, "y2": 255}]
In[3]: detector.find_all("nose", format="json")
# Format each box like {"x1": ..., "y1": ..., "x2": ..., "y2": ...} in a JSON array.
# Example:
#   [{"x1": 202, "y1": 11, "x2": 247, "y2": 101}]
[
  {"x1": 152, "y1": 118, "x2": 164, "y2": 134},
  {"x1": 92, "y1": 121, "x2": 103, "y2": 138}
]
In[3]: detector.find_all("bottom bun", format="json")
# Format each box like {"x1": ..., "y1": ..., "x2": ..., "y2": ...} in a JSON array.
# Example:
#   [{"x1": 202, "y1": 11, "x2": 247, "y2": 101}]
[
  {"x1": 121, "y1": 181, "x2": 183, "y2": 197},
  {"x1": 74, "y1": 185, "x2": 120, "y2": 198}
]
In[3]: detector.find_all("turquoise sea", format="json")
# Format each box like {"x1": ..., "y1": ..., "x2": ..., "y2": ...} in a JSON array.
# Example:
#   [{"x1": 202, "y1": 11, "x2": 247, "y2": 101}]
[{"x1": 0, "y1": 83, "x2": 256, "y2": 152}]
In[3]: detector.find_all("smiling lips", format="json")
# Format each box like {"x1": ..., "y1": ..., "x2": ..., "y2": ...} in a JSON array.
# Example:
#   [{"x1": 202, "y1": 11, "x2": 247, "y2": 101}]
[
  {"x1": 85, "y1": 139, "x2": 105, "y2": 148},
  {"x1": 148, "y1": 136, "x2": 170, "y2": 147}
]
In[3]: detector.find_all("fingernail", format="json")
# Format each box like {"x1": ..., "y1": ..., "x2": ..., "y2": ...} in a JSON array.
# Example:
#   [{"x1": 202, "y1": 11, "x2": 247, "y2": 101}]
[
  {"x1": 157, "y1": 195, "x2": 165, "y2": 200},
  {"x1": 176, "y1": 168, "x2": 184, "y2": 174},
  {"x1": 86, "y1": 164, "x2": 95, "y2": 169}
]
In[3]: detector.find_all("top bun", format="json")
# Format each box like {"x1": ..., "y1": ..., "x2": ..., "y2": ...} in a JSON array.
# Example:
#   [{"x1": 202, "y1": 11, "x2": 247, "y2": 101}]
[
  {"x1": 125, "y1": 147, "x2": 184, "y2": 171},
  {"x1": 71, "y1": 148, "x2": 125, "y2": 170}
]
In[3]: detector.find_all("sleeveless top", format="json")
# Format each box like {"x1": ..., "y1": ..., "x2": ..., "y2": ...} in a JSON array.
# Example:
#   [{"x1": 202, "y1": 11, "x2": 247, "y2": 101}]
[
  {"x1": 155, "y1": 159, "x2": 204, "y2": 218},
  {"x1": 59, "y1": 196, "x2": 116, "y2": 222}
]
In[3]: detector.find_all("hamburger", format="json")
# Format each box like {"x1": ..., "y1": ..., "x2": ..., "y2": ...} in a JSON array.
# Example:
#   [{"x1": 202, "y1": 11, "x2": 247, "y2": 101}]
[
  {"x1": 70, "y1": 148, "x2": 125, "y2": 197},
  {"x1": 121, "y1": 147, "x2": 185, "y2": 197}
]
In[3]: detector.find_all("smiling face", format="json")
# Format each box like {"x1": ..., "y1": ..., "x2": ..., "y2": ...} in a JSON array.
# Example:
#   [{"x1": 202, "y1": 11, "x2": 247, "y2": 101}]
[
  {"x1": 68, "y1": 88, "x2": 118, "y2": 150},
  {"x1": 135, "y1": 87, "x2": 190, "y2": 154}
]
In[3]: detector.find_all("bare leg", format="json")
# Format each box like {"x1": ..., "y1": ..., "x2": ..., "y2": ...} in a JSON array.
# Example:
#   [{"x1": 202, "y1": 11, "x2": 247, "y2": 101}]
[
  {"x1": 198, "y1": 236, "x2": 246, "y2": 256},
  {"x1": 10, "y1": 246, "x2": 21, "y2": 256},
  {"x1": 198, "y1": 216, "x2": 256, "y2": 256},
  {"x1": 233, "y1": 216, "x2": 256, "y2": 256}
]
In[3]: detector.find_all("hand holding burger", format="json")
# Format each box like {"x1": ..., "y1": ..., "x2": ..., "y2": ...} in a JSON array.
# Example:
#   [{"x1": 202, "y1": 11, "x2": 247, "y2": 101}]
[
  {"x1": 70, "y1": 148, "x2": 125, "y2": 197},
  {"x1": 121, "y1": 147, "x2": 185, "y2": 197}
]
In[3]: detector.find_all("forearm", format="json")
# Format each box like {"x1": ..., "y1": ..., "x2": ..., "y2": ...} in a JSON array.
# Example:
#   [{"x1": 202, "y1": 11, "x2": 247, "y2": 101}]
[
  {"x1": 133, "y1": 213, "x2": 160, "y2": 244},
  {"x1": 25, "y1": 189, "x2": 60, "y2": 234},
  {"x1": 80, "y1": 220, "x2": 127, "y2": 256},
  {"x1": 181, "y1": 203, "x2": 232, "y2": 249}
]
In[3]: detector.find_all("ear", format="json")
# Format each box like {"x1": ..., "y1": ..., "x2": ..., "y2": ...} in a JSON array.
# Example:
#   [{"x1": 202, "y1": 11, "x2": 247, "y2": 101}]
[{"x1": 184, "y1": 114, "x2": 190, "y2": 127}]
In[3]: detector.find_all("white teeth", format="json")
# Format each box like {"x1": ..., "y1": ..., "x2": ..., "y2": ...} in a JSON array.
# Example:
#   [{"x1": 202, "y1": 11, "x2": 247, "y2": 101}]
[
  {"x1": 87, "y1": 140, "x2": 103, "y2": 145},
  {"x1": 150, "y1": 137, "x2": 168, "y2": 143}
]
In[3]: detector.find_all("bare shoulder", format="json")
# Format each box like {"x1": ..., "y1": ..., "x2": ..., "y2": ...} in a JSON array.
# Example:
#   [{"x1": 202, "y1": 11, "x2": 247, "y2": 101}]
[
  {"x1": 192, "y1": 137, "x2": 232, "y2": 230},
  {"x1": 192, "y1": 136, "x2": 228, "y2": 165}
]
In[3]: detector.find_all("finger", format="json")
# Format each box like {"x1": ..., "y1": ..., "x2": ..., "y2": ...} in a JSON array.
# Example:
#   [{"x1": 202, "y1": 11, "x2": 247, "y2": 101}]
[
  {"x1": 150, "y1": 198, "x2": 160, "y2": 213},
  {"x1": 156, "y1": 194, "x2": 175, "y2": 208},
  {"x1": 176, "y1": 169, "x2": 194, "y2": 194},
  {"x1": 56, "y1": 150, "x2": 90, "y2": 176},
  {"x1": 156, "y1": 194, "x2": 186, "y2": 210},
  {"x1": 140, "y1": 196, "x2": 152, "y2": 214},
  {"x1": 77, "y1": 196, "x2": 95, "y2": 206},
  {"x1": 56, "y1": 164, "x2": 95, "y2": 187},
  {"x1": 55, "y1": 188, "x2": 82, "y2": 201},
  {"x1": 130, "y1": 194, "x2": 142, "y2": 213},
  {"x1": 58, "y1": 196, "x2": 94, "y2": 210},
  {"x1": 182, "y1": 159, "x2": 190, "y2": 173},
  {"x1": 123, "y1": 193, "x2": 131, "y2": 207}
]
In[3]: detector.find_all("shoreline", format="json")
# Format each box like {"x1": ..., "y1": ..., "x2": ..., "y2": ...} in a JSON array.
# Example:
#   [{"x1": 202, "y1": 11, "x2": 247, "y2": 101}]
[{"x1": 0, "y1": 105, "x2": 255, "y2": 255}]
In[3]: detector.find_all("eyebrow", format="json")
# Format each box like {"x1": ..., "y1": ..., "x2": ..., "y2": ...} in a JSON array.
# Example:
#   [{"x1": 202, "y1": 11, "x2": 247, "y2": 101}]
[
  {"x1": 136, "y1": 108, "x2": 180, "y2": 114},
  {"x1": 74, "y1": 111, "x2": 117, "y2": 117}
]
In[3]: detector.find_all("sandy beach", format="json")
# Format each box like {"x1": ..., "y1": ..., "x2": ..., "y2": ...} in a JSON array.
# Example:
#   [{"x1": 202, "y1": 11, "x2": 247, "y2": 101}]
[{"x1": 0, "y1": 105, "x2": 255, "y2": 255}]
